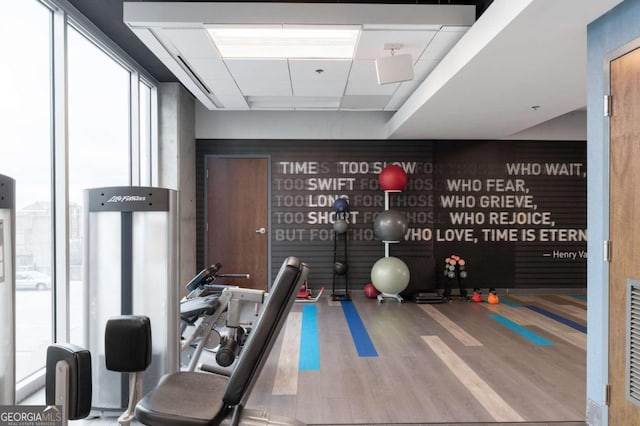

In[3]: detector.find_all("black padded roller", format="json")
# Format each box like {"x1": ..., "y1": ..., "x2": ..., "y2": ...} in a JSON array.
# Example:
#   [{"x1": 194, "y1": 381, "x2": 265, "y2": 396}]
[
  {"x1": 45, "y1": 343, "x2": 92, "y2": 420},
  {"x1": 105, "y1": 315, "x2": 152, "y2": 372}
]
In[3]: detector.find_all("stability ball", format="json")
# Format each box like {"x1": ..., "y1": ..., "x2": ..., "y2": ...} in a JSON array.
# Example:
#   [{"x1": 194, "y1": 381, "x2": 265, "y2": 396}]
[
  {"x1": 334, "y1": 261, "x2": 348, "y2": 275},
  {"x1": 333, "y1": 197, "x2": 349, "y2": 213},
  {"x1": 379, "y1": 165, "x2": 408, "y2": 192},
  {"x1": 370, "y1": 256, "x2": 410, "y2": 295},
  {"x1": 373, "y1": 209, "x2": 408, "y2": 241},
  {"x1": 363, "y1": 283, "x2": 380, "y2": 299},
  {"x1": 333, "y1": 218, "x2": 348, "y2": 234}
]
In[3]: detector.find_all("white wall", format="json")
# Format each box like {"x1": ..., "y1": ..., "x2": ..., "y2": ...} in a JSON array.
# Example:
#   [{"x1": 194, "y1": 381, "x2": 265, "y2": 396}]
[
  {"x1": 196, "y1": 102, "x2": 586, "y2": 141},
  {"x1": 196, "y1": 105, "x2": 393, "y2": 140},
  {"x1": 505, "y1": 110, "x2": 587, "y2": 141}
]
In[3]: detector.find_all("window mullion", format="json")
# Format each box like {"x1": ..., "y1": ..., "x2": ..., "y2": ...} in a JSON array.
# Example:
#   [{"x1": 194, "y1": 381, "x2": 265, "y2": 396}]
[
  {"x1": 150, "y1": 86, "x2": 159, "y2": 186},
  {"x1": 131, "y1": 72, "x2": 140, "y2": 186},
  {"x1": 52, "y1": 5, "x2": 70, "y2": 345}
]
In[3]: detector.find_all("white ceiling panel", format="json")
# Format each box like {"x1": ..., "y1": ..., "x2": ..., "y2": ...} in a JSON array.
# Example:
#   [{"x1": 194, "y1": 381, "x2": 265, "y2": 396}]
[
  {"x1": 125, "y1": 2, "x2": 477, "y2": 112},
  {"x1": 413, "y1": 59, "x2": 440, "y2": 80},
  {"x1": 225, "y1": 59, "x2": 290, "y2": 81},
  {"x1": 289, "y1": 59, "x2": 351, "y2": 81},
  {"x1": 201, "y1": 78, "x2": 242, "y2": 95},
  {"x1": 384, "y1": 81, "x2": 420, "y2": 111},
  {"x1": 247, "y1": 96, "x2": 341, "y2": 110},
  {"x1": 354, "y1": 30, "x2": 438, "y2": 61},
  {"x1": 345, "y1": 60, "x2": 400, "y2": 95},
  {"x1": 160, "y1": 28, "x2": 219, "y2": 58},
  {"x1": 217, "y1": 94, "x2": 249, "y2": 110},
  {"x1": 234, "y1": 79, "x2": 292, "y2": 97},
  {"x1": 384, "y1": 59, "x2": 440, "y2": 110},
  {"x1": 247, "y1": 97, "x2": 296, "y2": 109},
  {"x1": 418, "y1": 26, "x2": 469, "y2": 61},
  {"x1": 340, "y1": 95, "x2": 392, "y2": 110},
  {"x1": 362, "y1": 24, "x2": 442, "y2": 31},
  {"x1": 188, "y1": 58, "x2": 232, "y2": 80},
  {"x1": 292, "y1": 80, "x2": 346, "y2": 97},
  {"x1": 294, "y1": 98, "x2": 342, "y2": 110}
]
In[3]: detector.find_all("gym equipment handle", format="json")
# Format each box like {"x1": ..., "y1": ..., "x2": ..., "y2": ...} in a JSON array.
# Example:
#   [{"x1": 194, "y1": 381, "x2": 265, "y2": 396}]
[{"x1": 219, "y1": 273, "x2": 251, "y2": 279}]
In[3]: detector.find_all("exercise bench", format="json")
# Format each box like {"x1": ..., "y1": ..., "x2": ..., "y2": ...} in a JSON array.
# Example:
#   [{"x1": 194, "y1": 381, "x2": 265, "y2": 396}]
[{"x1": 135, "y1": 256, "x2": 309, "y2": 426}]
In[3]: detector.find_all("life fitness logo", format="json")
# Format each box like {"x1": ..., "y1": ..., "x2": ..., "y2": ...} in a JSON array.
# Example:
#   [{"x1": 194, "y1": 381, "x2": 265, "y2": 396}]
[{"x1": 107, "y1": 195, "x2": 146, "y2": 203}]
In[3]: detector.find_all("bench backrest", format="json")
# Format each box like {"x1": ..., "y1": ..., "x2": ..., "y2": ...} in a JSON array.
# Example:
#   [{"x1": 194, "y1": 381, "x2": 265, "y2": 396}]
[{"x1": 222, "y1": 256, "x2": 308, "y2": 406}]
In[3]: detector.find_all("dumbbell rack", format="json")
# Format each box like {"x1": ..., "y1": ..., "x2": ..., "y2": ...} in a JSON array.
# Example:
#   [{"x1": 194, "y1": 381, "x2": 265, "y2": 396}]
[
  {"x1": 443, "y1": 259, "x2": 468, "y2": 301},
  {"x1": 332, "y1": 211, "x2": 350, "y2": 301},
  {"x1": 377, "y1": 190, "x2": 404, "y2": 303}
]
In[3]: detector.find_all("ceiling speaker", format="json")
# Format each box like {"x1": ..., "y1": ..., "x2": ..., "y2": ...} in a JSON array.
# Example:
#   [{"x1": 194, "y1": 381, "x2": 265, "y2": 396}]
[{"x1": 375, "y1": 53, "x2": 414, "y2": 85}]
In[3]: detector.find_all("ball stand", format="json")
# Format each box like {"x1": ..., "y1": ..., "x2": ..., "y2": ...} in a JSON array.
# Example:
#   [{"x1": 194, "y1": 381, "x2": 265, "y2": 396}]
[{"x1": 376, "y1": 191, "x2": 404, "y2": 303}]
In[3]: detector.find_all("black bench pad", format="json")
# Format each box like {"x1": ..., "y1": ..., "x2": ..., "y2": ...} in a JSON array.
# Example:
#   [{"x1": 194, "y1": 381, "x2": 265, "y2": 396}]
[{"x1": 135, "y1": 371, "x2": 228, "y2": 426}]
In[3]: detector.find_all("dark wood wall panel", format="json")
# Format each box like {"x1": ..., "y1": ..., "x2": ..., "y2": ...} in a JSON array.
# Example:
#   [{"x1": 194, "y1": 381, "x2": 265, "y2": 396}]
[{"x1": 196, "y1": 139, "x2": 586, "y2": 292}]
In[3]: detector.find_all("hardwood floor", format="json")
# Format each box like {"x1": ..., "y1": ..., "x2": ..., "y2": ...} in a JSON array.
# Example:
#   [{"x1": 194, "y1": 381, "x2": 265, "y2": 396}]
[
  {"x1": 21, "y1": 293, "x2": 586, "y2": 425},
  {"x1": 247, "y1": 293, "x2": 587, "y2": 425}
]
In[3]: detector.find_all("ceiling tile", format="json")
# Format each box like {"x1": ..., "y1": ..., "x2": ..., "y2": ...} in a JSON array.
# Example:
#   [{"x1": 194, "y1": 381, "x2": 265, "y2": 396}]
[
  {"x1": 414, "y1": 59, "x2": 440, "y2": 80},
  {"x1": 384, "y1": 81, "x2": 419, "y2": 111},
  {"x1": 225, "y1": 59, "x2": 290, "y2": 81},
  {"x1": 293, "y1": 97, "x2": 341, "y2": 109},
  {"x1": 419, "y1": 27, "x2": 469, "y2": 61},
  {"x1": 188, "y1": 58, "x2": 232, "y2": 80},
  {"x1": 235, "y1": 79, "x2": 292, "y2": 97},
  {"x1": 355, "y1": 30, "x2": 437, "y2": 61},
  {"x1": 340, "y1": 95, "x2": 392, "y2": 110},
  {"x1": 201, "y1": 78, "x2": 241, "y2": 95},
  {"x1": 160, "y1": 28, "x2": 219, "y2": 58},
  {"x1": 345, "y1": 60, "x2": 400, "y2": 95},
  {"x1": 288, "y1": 59, "x2": 351, "y2": 81},
  {"x1": 362, "y1": 24, "x2": 442, "y2": 31},
  {"x1": 292, "y1": 80, "x2": 346, "y2": 97},
  {"x1": 384, "y1": 58, "x2": 439, "y2": 110},
  {"x1": 247, "y1": 97, "x2": 295, "y2": 109},
  {"x1": 247, "y1": 96, "x2": 341, "y2": 109},
  {"x1": 217, "y1": 94, "x2": 249, "y2": 109}
]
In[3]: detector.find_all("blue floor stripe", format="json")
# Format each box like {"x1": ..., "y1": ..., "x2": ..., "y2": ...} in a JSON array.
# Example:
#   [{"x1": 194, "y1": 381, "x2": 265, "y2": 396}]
[
  {"x1": 525, "y1": 305, "x2": 587, "y2": 333},
  {"x1": 488, "y1": 314, "x2": 554, "y2": 346},
  {"x1": 571, "y1": 295, "x2": 587, "y2": 302},
  {"x1": 299, "y1": 305, "x2": 320, "y2": 370},
  {"x1": 499, "y1": 297, "x2": 521, "y2": 307},
  {"x1": 341, "y1": 301, "x2": 378, "y2": 357}
]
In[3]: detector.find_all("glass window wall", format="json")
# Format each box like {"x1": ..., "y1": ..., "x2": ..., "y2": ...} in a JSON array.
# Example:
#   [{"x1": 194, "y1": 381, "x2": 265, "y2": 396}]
[
  {"x1": 0, "y1": 0, "x2": 54, "y2": 383},
  {"x1": 67, "y1": 26, "x2": 131, "y2": 344},
  {"x1": 0, "y1": 0, "x2": 158, "y2": 397}
]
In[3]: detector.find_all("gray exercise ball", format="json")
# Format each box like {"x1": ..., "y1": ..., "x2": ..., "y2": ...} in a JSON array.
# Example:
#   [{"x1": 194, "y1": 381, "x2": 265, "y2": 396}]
[
  {"x1": 373, "y1": 209, "x2": 408, "y2": 242},
  {"x1": 333, "y1": 219, "x2": 348, "y2": 234},
  {"x1": 370, "y1": 256, "x2": 410, "y2": 295}
]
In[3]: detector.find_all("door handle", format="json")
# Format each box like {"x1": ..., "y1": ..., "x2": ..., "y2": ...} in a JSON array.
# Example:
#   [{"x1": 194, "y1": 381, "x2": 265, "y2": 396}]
[{"x1": 255, "y1": 227, "x2": 266, "y2": 234}]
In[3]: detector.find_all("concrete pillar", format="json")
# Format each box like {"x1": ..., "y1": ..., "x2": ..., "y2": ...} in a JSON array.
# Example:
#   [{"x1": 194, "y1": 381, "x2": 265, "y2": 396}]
[{"x1": 158, "y1": 83, "x2": 196, "y2": 294}]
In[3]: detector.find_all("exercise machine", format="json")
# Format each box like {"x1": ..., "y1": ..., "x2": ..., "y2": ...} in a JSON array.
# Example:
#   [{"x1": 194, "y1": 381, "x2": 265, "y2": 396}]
[
  {"x1": 84, "y1": 186, "x2": 179, "y2": 413},
  {"x1": 45, "y1": 316, "x2": 152, "y2": 426},
  {"x1": 180, "y1": 263, "x2": 267, "y2": 372}
]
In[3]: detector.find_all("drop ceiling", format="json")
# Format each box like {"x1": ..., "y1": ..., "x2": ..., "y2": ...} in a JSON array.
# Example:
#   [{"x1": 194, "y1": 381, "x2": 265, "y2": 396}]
[
  {"x1": 120, "y1": 0, "x2": 624, "y2": 139},
  {"x1": 124, "y1": 2, "x2": 475, "y2": 111}
]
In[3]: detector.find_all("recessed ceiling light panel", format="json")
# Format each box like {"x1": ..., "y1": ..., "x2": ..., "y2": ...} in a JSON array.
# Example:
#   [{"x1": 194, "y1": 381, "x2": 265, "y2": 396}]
[{"x1": 206, "y1": 25, "x2": 361, "y2": 59}]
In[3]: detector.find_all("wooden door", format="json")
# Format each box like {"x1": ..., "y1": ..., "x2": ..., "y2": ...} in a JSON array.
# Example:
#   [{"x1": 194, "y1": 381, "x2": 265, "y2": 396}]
[
  {"x1": 609, "y1": 46, "x2": 640, "y2": 424},
  {"x1": 207, "y1": 157, "x2": 268, "y2": 291}
]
